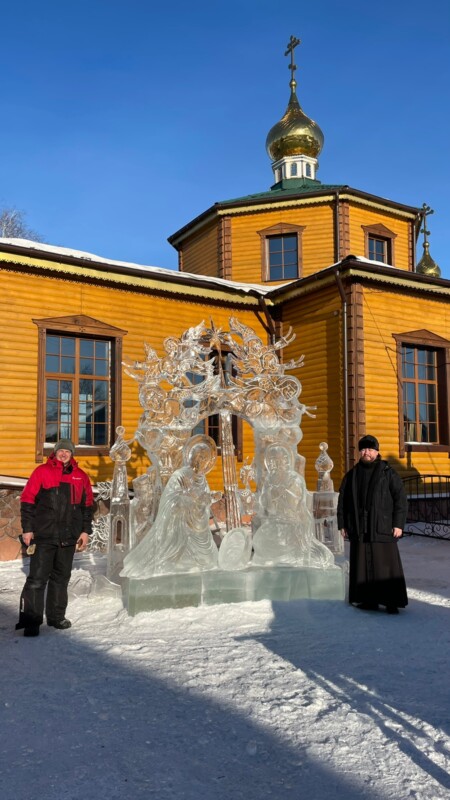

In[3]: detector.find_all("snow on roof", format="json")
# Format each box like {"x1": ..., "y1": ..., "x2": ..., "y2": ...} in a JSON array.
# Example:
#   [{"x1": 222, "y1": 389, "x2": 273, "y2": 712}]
[{"x1": 0, "y1": 238, "x2": 274, "y2": 296}]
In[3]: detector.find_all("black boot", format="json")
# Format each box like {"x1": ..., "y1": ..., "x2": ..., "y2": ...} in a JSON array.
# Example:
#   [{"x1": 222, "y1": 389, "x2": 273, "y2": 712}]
[
  {"x1": 47, "y1": 618, "x2": 72, "y2": 629},
  {"x1": 16, "y1": 610, "x2": 42, "y2": 632},
  {"x1": 386, "y1": 606, "x2": 399, "y2": 615},
  {"x1": 23, "y1": 626, "x2": 40, "y2": 637}
]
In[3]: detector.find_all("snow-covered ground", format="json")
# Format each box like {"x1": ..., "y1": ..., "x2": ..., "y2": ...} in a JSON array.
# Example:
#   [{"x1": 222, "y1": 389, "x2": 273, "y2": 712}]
[{"x1": 2, "y1": 536, "x2": 450, "y2": 800}]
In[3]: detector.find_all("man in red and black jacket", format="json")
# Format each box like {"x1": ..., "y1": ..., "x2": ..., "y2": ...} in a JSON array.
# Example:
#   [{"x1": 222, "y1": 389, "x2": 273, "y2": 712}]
[{"x1": 16, "y1": 439, "x2": 94, "y2": 637}]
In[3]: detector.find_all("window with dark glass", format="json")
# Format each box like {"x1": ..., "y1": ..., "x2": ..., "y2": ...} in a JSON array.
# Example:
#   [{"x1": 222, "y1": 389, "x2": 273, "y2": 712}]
[
  {"x1": 368, "y1": 235, "x2": 391, "y2": 263},
  {"x1": 402, "y1": 345, "x2": 438, "y2": 443},
  {"x1": 267, "y1": 234, "x2": 298, "y2": 281},
  {"x1": 45, "y1": 334, "x2": 111, "y2": 446}
]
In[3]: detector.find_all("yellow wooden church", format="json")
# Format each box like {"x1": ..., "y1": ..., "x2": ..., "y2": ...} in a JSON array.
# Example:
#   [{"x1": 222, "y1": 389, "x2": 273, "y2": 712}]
[{"x1": 1, "y1": 39, "x2": 449, "y2": 559}]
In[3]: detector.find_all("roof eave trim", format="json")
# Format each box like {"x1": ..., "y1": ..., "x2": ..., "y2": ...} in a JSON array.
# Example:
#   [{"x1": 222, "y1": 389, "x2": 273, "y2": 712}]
[
  {"x1": 168, "y1": 187, "x2": 421, "y2": 246},
  {"x1": 0, "y1": 251, "x2": 269, "y2": 306},
  {"x1": 265, "y1": 259, "x2": 450, "y2": 304}
]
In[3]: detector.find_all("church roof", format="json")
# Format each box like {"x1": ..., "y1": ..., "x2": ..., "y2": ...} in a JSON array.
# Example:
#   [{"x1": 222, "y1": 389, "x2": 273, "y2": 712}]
[
  {"x1": 168, "y1": 184, "x2": 422, "y2": 248},
  {"x1": 219, "y1": 181, "x2": 344, "y2": 204}
]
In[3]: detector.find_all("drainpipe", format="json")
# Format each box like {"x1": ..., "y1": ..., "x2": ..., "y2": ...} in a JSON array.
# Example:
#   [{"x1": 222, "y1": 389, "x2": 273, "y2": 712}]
[
  {"x1": 334, "y1": 267, "x2": 350, "y2": 473},
  {"x1": 334, "y1": 190, "x2": 340, "y2": 264},
  {"x1": 333, "y1": 190, "x2": 350, "y2": 472}
]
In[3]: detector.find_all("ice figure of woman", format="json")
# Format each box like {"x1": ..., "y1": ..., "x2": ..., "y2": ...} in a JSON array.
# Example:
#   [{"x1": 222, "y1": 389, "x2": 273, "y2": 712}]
[
  {"x1": 129, "y1": 468, "x2": 162, "y2": 549},
  {"x1": 252, "y1": 444, "x2": 334, "y2": 568},
  {"x1": 121, "y1": 435, "x2": 219, "y2": 578}
]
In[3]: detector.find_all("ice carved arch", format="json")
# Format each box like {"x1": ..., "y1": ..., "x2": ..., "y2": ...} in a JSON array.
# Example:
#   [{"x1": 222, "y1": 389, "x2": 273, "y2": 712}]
[{"x1": 113, "y1": 317, "x2": 328, "y2": 577}]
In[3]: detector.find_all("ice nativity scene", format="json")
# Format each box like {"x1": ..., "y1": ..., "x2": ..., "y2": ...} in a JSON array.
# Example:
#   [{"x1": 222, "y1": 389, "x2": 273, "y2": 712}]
[{"x1": 102, "y1": 317, "x2": 345, "y2": 614}]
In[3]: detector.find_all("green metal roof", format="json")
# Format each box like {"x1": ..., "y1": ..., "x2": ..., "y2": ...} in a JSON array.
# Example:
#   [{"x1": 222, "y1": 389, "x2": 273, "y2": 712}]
[{"x1": 219, "y1": 179, "x2": 345, "y2": 205}]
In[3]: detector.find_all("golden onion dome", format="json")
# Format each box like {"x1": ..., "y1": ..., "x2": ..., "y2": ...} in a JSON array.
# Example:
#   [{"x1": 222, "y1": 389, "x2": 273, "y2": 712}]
[
  {"x1": 416, "y1": 204, "x2": 441, "y2": 278},
  {"x1": 266, "y1": 79, "x2": 324, "y2": 162},
  {"x1": 416, "y1": 242, "x2": 441, "y2": 278}
]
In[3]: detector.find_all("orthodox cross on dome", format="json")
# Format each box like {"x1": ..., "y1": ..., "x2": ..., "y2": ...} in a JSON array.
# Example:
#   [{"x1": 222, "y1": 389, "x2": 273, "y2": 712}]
[
  {"x1": 284, "y1": 35, "x2": 301, "y2": 86},
  {"x1": 420, "y1": 202, "x2": 434, "y2": 246},
  {"x1": 416, "y1": 202, "x2": 440, "y2": 277}
]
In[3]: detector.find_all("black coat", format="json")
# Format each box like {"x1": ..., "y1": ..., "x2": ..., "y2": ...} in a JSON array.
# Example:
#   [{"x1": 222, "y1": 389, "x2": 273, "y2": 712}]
[
  {"x1": 337, "y1": 459, "x2": 407, "y2": 543},
  {"x1": 21, "y1": 456, "x2": 93, "y2": 545}
]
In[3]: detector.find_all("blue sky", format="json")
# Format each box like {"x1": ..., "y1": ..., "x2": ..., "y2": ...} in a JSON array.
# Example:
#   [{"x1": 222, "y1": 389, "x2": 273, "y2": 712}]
[{"x1": 1, "y1": 0, "x2": 449, "y2": 277}]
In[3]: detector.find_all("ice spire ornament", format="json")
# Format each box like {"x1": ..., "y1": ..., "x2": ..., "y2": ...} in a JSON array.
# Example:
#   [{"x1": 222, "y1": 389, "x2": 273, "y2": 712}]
[
  {"x1": 108, "y1": 425, "x2": 132, "y2": 581},
  {"x1": 315, "y1": 442, "x2": 334, "y2": 492}
]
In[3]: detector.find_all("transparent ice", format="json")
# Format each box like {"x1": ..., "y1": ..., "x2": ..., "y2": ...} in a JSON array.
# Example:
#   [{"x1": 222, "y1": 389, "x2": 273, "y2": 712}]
[
  {"x1": 121, "y1": 436, "x2": 219, "y2": 577},
  {"x1": 218, "y1": 527, "x2": 253, "y2": 571},
  {"x1": 252, "y1": 444, "x2": 334, "y2": 568},
  {"x1": 114, "y1": 317, "x2": 338, "y2": 583},
  {"x1": 313, "y1": 442, "x2": 344, "y2": 555},
  {"x1": 107, "y1": 425, "x2": 132, "y2": 581}
]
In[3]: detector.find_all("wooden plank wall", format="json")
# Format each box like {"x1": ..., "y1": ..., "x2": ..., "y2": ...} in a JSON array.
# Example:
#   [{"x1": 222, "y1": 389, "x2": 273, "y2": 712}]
[
  {"x1": 230, "y1": 204, "x2": 336, "y2": 285},
  {"x1": 280, "y1": 286, "x2": 344, "y2": 488},
  {"x1": 0, "y1": 268, "x2": 267, "y2": 488},
  {"x1": 362, "y1": 285, "x2": 450, "y2": 476},
  {"x1": 179, "y1": 222, "x2": 219, "y2": 276},
  {"x1": 348, "y1": 206, "x2": 411, "y2": 270}
]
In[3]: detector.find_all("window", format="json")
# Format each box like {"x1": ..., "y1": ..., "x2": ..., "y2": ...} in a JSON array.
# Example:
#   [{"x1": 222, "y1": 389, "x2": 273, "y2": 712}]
[
  {"x1": 290, "y1": 162, "x2": 298, "y2": 177},
  {"x1": 368, "y1": 235, "x2": 390, "y2": 263},
  {"x1": 402, "y1": 346, "x2": 438, "y2": 443},
  {"x1": 33, "y1": 315, "x2": 127, "y2": 460},
  {"x1": 362, "y1": 223, "x2": 396, "y2": 265},
  {"x1": 393, "y1": 330, "x2": 450, "y2": 454},
  {"x1": 267, "y1": 235, "x2": 298, "y2": 281},
  {"x1": 45, "y1": 335, "x2": 110, "y2": 446},
  {"x1": 258, "y1": 223, "x2": 304, "y2": 282}
]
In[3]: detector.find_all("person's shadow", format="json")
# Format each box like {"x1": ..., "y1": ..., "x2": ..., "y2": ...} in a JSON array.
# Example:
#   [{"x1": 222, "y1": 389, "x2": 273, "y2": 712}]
[
  {"x1": 237, "y1": 588, "x2": 450, "y2": 794},
  {"x1": 1, "y1": 563, "x2": 399, "y2": 800}
]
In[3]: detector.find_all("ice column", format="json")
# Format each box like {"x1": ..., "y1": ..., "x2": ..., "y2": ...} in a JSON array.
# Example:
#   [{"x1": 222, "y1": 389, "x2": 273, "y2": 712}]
[
  {"x1": 312, "y1": 442, "x2": 343, "y2": 555},
  {"x1": 107, "y1": 426, "x2": 132, "y2": 581}
]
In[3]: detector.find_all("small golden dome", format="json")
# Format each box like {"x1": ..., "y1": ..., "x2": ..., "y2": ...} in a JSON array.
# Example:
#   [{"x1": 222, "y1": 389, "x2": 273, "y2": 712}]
[
  {"x1": 266, "y1": 80, "x2": 324, "y2": 162},
  {"x1": 416, "y1": 242, "x2": 441, "y2": 278},
  {"x1": 416, "y1": 204, "x2": 440, "y2": 278}
]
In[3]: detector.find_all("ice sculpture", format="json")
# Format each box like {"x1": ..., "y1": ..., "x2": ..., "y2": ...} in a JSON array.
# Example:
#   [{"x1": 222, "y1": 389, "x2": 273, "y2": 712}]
[
  {"x1": 218, "y1": 527, "x2": 253, "y2": 571},
  {"x1": 237, "y1": 459, "x2": 256, "y2": 522},
  {"x1": 107, "y1": 426, "x2": 132, "y2": 581},
  {"x1": 113, "y1": 316, "x2": 345, "y2": 612},
  {"x1": 122, "y1": 328, "x2": 218, "y2": 489},
  {"x1": 129, "y1": 467, "x2": 162, "y2": 550},
  {"x1": 312, "y1": 442, "x2": 344, "y2": 555},
  {"x1": 121, "y1": 435, "x2": 220, "y2": 577},
  {"x1": 252, "y1": 444, "x2": 334, "y2": 568},
  {"x1": 315, "y1": 441, "x2": 334, "y2": 491}
]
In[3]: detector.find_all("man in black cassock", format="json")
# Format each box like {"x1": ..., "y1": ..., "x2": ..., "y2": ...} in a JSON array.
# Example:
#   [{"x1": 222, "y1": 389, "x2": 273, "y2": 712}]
[{"x1": 337, "y1": 435, "x2": 408, "y2": 614}]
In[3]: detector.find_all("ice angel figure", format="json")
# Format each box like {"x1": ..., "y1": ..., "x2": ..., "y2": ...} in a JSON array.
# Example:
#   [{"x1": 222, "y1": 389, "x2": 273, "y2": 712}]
[
  {"x1": 121, "y1": 435, "x2": 219, "y2": 578},
  {"x1": 252, "y1": 444, "x2": 334, "y2": 568}
]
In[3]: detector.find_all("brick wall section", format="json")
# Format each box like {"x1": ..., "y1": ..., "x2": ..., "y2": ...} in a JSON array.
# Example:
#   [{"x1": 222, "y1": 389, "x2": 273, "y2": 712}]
[
  {"x1": 0, "y1": 489, "x2": 23, "y2": 561},
  {"x1": 0, "y1": 488, "x2": 104, "y2": 561}
]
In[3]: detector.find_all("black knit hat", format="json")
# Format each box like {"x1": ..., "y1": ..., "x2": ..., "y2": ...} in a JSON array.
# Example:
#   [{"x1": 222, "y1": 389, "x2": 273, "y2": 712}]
[
  {"x1": 54, "y1": 439, "x2": 75, "y2": 455},
  {"x1": 358, "y1": 435, "x2": 379, "y2": 451}
]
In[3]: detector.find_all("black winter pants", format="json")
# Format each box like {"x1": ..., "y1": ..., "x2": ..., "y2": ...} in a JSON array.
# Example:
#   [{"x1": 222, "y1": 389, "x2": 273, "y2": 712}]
[{"x1": 16, "y1": 542, "x2": 76, "y2": 629}]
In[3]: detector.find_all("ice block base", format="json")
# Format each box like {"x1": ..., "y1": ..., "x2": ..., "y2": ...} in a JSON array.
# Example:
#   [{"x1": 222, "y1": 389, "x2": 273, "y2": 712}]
[{"x1": 122, "y1": 564, "x2": 345, "y2": 615}]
